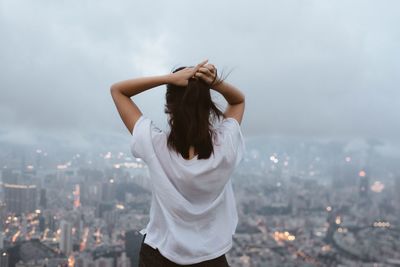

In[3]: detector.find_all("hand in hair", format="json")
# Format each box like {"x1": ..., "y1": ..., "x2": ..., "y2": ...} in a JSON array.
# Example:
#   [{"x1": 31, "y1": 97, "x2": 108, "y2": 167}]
[
  {"x1": 168, "y1": 59, "x2": 208, "y2": 87},
  {"x1": 194, "y1": 64, "x2": 219, "y2": 86}
]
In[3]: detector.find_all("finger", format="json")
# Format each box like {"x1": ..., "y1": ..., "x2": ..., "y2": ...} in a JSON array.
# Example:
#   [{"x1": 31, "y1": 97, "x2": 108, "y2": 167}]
[
  {"x1": 198, "y1": 67, "x2": 216, "y2": 81},
  {"x1": 198, "y1": 59, "x2": 209, "y2": 66},
  {"x1": 193, "y1": 59, "x2": 208, "y2": 73},
  {"x1": 195, "y1": 72, "x2": 208, "y2": 80},
  {"x1": 204, "y1": 64, "x2": 215, "y2": 73},
  {"x1": 197, "y1": 67, "x2": 212, "y2": 75}
]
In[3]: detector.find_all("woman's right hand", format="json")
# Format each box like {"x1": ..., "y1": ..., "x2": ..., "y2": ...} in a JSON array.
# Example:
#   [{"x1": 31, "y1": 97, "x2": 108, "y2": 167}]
[
  {"x1": 167, "y1": 59, "x2": 208, "y2": 87},
  {"x1": 195, "y1": 64, "x2": 219, "y2": 86}
]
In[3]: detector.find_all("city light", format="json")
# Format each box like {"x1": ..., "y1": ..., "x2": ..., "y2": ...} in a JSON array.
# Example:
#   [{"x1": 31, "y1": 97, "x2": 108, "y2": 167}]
[
  {"x1": 373, "y1": 221, "x2": 390, "y2": 228},
  {"x1": 370, "y1": 181, "x2": 385, "y2": 193},
  {"x1": 113, "y1": 162, "x2": 145, "y2": 169},
  {"x1": 273, "y1": 231, "x2": 296, "y2": 242},
  {"x1": 57, "y1": 164, "x2": 68, "y2": 170},
  {"x1": 0, "y1": 112, "x2": 397, "y2": 267},
  {"x1": 335, "y1": 216, "x2": 341, "y2": 225},
  {"x1": 326, "y1": 206, "x2": 332, "y2": 212},
  {"x1": 270, "y1": 154, "x2": 279, "y2": 164},
  {"x1": 116, "y1": 204, "x2": 125, "y2": 210},
  {"x1": 68, "y1": 255, "x2": 75, "y2": 267}
]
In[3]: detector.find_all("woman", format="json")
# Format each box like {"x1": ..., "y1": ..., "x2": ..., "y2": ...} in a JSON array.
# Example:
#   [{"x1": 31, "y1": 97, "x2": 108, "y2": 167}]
[{"x1": 110, "y1": 59, "x2": 245, "y2": 266}]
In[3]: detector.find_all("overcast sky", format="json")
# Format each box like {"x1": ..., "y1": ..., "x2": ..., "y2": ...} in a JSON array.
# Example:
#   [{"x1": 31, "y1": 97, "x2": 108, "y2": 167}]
[{"x1": 1, "y1": 0, "x2": 399, "y2": 148}]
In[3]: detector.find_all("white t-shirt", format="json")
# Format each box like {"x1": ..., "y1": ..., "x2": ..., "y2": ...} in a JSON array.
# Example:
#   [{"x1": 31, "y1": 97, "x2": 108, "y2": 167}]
[{"x1": 130, "y1": 115, "x2": 246, "y2": 265}]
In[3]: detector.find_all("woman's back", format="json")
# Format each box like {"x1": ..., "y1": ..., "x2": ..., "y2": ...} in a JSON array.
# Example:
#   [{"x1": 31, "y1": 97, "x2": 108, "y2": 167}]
[
  {"x1": 130, "y1": 114, "x2": 245, "y2": 265},
  {"x1": 111, "y1": 59, "x2": 245, "y2": 265}
]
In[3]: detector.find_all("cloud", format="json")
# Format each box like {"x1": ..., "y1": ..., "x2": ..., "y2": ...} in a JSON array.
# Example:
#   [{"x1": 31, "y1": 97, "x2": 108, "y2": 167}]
[{"x1": 1, "y1": 0, "x2": 400, "y2": 145}]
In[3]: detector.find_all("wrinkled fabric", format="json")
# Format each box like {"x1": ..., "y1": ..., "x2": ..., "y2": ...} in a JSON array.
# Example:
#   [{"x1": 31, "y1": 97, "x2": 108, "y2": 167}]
[{"x1": 131, "y1": 115, "x2": 245, "y2": 265}]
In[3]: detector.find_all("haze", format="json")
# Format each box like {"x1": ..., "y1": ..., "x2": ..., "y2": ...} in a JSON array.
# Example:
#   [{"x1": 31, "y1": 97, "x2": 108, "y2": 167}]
[{"x1": 1, "y1": 0, "x2": 399, "y2": 149}]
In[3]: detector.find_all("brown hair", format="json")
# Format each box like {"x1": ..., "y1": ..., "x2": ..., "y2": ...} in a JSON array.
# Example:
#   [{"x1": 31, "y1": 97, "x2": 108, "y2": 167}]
[{"x1": 164, "y1": 66, "x2": 228, "y2": 160}]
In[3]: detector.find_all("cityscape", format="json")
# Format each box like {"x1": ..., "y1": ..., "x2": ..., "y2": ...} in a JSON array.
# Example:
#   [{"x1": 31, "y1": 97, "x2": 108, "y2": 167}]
[
  {"x1": 2, "y1": 0, "x2": 400, "y2": 266},
  {"x1": 0, "y1": 135, "x2": 399, "y2": 267}
]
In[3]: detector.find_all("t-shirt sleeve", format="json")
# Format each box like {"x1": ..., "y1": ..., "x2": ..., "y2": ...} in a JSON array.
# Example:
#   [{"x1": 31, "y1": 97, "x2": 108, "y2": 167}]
[
  {"x1": 130, "y1": 115, "x2": 162, "y2": 164},
  {"x1": 219, "y1": 117, "x2": 246, "y2": 168}
]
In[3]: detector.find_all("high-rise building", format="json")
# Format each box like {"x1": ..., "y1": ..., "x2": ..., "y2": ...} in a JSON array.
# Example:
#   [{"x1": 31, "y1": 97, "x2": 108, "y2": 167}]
[
  {"x1": 0, "y1": 203, "x2": 6, "y2": 231},
  {"x1": 73, "y1": 184, "x2": 81, "y2": 209},
  {"x1": 0, "y1": 232, "x2": 4, "y2": 250},
  {"x1": 60, "y1": 220, "x2": 73, "y2": 255},
  {"x1": 101, "y1": 181, "x2": 116, "y2": 202},
  {"x1": 117, "y1": 252, "x2": 130, "y2": 267},
  {"x1": 1, "y1": 169, "x2": 18, "y2": 184},
  {"x1": 39, "y1": 215, "x2": 46, "y2": 232},
  {"x1": 125, "y1": 230, "x2": 143, "y2": 267},
  {"x1": 0, "y1": 250, "x2": 8, "y2": 267},
  {"x1": 395, "y1": 175, "x2": 400, "y2": 219},
  {"x1": 358, "y1": 170, "x2": 370, "y2": 202},
  {"x1": 35, "y1": 149, "x2": 43, "y2": 169},
  {"x1": 47, "y1": 213, "x2": 57, "y2": 232},
  {"x1": 3, "y1": 184, "x2": 37, "y2": 214},
  {"x1": 95, "y1": 202, "x2": 113, "y2": 219},
  {"x1": 78, "y1": 182, "x2": 88, "y2": 206},
  {"x1": 39, "y1": 188, "x2": 47, "y2": 209}
]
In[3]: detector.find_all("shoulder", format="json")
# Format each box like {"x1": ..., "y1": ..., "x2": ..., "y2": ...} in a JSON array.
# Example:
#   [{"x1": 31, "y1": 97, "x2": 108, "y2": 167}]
[
  {"x1": 214, "y1": 117, "x2": 242, "y2": 142},
  {"x1": 130, "y1": 115, "x2": 166, "y2": 161},
  {"x1": 214, "y1": 117, "x2": 245, "y2": 168},
  {"x1": 131, "y1": 115, "x2": 164, "y2": 136}
]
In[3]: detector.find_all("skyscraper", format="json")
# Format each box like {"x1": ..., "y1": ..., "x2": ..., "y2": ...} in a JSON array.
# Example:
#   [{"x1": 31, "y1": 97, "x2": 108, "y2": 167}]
[
  {"x1": 73, "y1": 184, "x2": 81, "y2": 209},
  {"x1": 3, "y1": 184, "x2": 37, "y2": 214},
  {"x1": 0, "y1": 250, "x2": 8, "y2": 267},
  {"x1": 1, "y1": 169, "x2": 18, "y2": 184},
  {"x1": 125, "y1": 230, "x2": 143, "y2": 267},
  {"x1": 0, "y1": 203, "x2": 6, "y2": 231},
  {"x1": 60, "y1": 220, "x2": 73, "y2": 255},
  {"x1": 101, "y1": 180, "x2": 116, "y2": 202},
  {"x1": 358, "y1": 170, "x2": 370, "y2": 203},
  {"x1": 39, "y1": 188, "x2": 47, "y2": 209},
  {"x1": 395, "y1": 175, "x2": 400, "y2": 219}
]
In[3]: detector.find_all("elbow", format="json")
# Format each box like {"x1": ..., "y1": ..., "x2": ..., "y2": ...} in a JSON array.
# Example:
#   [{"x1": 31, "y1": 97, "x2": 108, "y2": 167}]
[
  {"x1": 235, "y1": 91, "x2": 245, "y2": 104},
  {"x1": 110, "y1": 84, "x2": 119, "y2": 95},
  {"x1": 237, "y1": 94, "x2": 245, "y2": 105},
  {"x1": 110, "y1": 84, "x2": 129, "y2": 99}
]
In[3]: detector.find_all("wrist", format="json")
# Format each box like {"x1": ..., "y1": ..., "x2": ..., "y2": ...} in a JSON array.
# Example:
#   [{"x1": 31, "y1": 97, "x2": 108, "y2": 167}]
[
  {"x1": 211, "y1": 80, "x2": 224, "y2": 91},
  {"x1": 163, "y1": 73, "x2": 174, "y2": 84}
]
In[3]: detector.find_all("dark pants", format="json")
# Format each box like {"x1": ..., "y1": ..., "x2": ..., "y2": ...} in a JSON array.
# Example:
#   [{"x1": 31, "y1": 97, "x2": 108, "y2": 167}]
[{"x1": 139, "y1": 234, "x2": 231, "y2": 267}]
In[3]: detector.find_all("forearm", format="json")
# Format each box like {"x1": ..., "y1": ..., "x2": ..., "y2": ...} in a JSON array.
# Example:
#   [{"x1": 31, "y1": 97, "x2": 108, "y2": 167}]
[
  {"x1": 212, "y1": 81, "x2": 245, "y2": 105},
  {"x1": 110, "y1": 74, "x2": 171, "y2": 97}
]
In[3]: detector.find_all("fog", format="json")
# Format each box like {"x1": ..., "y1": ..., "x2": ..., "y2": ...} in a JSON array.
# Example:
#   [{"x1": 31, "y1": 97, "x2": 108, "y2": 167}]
[{"x1": 1, "y1": 0, "x2": 399, "y2": 150}]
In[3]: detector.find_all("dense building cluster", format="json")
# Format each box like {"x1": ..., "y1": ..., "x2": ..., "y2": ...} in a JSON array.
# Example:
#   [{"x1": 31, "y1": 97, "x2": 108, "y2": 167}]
[{"x1": 0, "y1": 137, "x2": 399, "y2": 266}]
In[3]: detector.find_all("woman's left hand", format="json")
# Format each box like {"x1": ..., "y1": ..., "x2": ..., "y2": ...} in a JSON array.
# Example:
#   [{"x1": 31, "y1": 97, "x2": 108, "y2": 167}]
[{"x1": 167, "y1": 59, "x2": 208, "y2": 87}]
